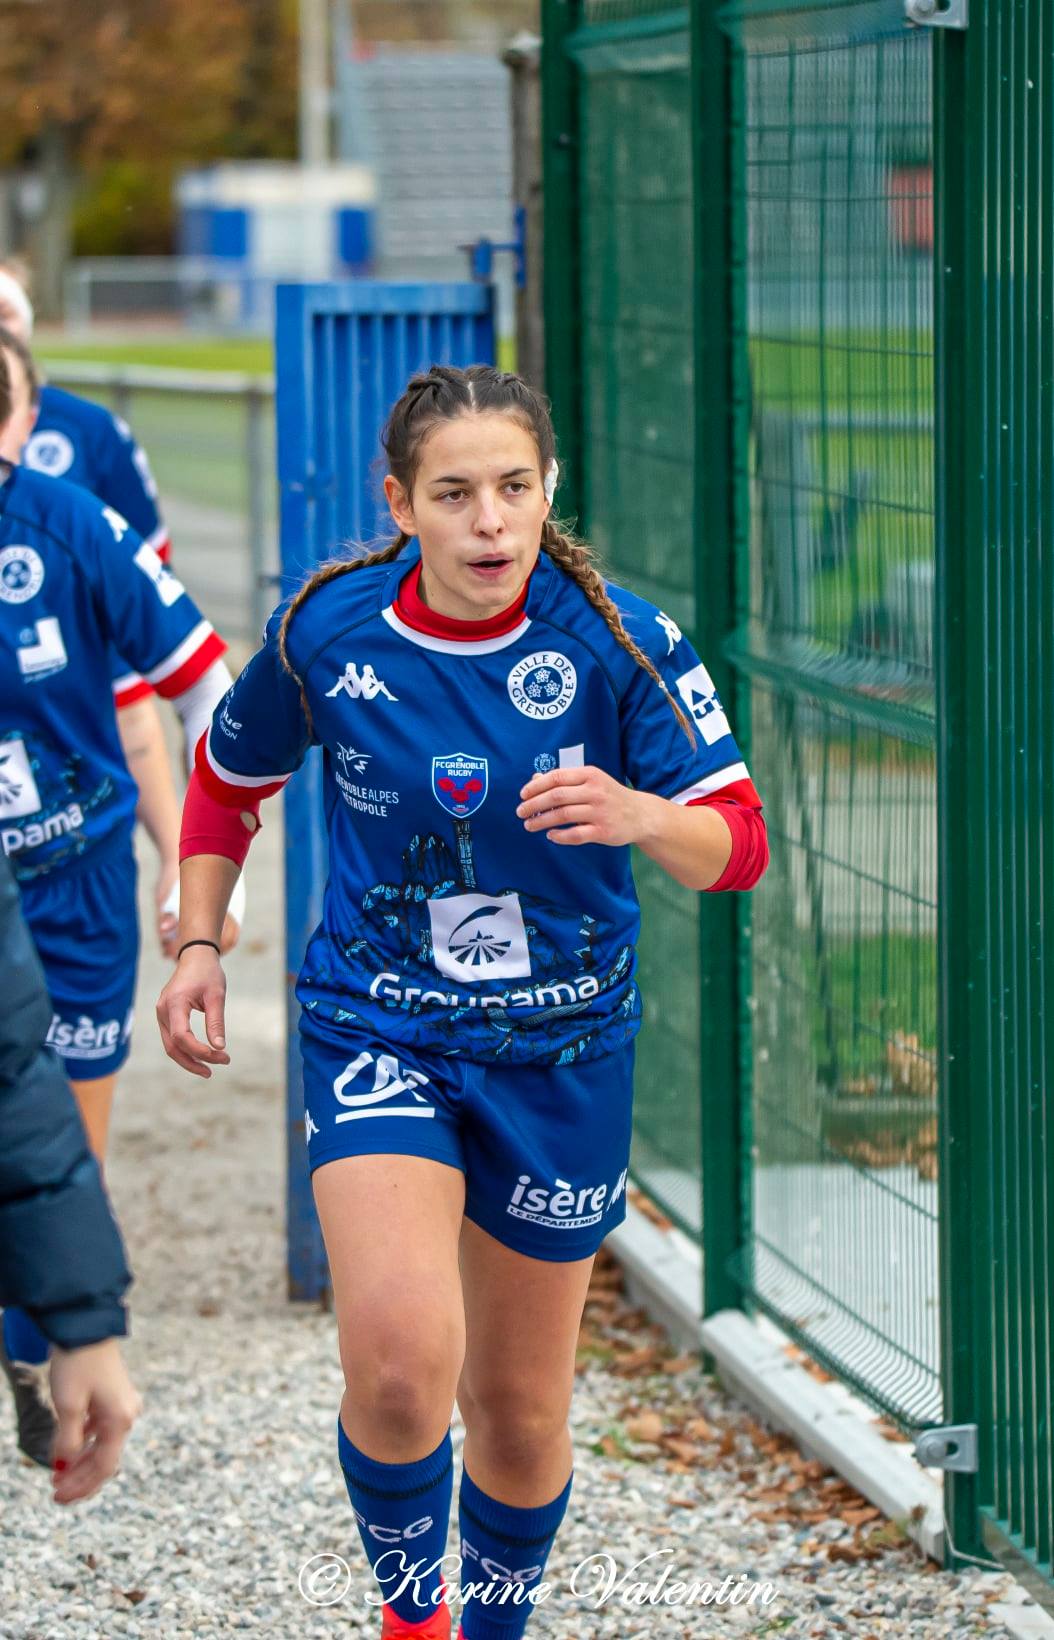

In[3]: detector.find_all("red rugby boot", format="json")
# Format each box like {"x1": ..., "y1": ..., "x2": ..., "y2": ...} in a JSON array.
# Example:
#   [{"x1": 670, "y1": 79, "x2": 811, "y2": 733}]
[{"x1": 380, "y1": 1583, "x2": 452, "y2": 1640}]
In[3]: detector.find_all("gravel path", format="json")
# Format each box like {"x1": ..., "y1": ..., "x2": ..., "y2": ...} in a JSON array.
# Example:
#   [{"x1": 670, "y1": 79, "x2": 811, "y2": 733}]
[{"x1": 0, "y1": 758, "x2": 1028, "y2": 1639}]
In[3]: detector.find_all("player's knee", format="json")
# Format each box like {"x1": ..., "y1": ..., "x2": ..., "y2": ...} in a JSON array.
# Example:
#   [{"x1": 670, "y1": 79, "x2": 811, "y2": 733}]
[
  {"x1": 460, "y1": 1382, "x2": 568, "y2": 1462},
  {"x1": 341, "y1": 1326, "x2": 458, "y2": 1443}
]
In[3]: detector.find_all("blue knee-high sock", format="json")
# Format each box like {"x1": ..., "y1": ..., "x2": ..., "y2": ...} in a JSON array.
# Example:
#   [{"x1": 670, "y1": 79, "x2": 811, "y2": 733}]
[
  {"x1": 458, "y1": 1468, "x2": 573, "y2": 1640},
  {"x1": 2, "y1": 1309, "x2": 49, "y2": 1367},
  {"x1": 338, "y1": 1417, "x2": 454, "y2": 1625}
]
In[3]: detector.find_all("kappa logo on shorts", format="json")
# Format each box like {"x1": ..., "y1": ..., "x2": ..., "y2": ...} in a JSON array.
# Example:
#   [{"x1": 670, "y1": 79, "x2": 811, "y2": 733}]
[
  {"x1": 24, "y1": 429, "x2": 75, "y2": 478},
  {"x1": 0, "y1": 738, "x2": 41, "y2": 819},
  {"x1": 427, "y1": 891, "x2": 531, "y2": 983},
  {"x1": 507, "y1": 651, "x2": 577, "y2": 720},
  {"x1": 326, "y1": 662, "x2": 398, "y2": 703},
  {"x1": 506, "y1": 1170, "x2": 625, "y2": 1232},
  {"x1": 432, "y1": 752, "x2": 488, "y2": 818},
  {"x1": 675, "y1": 662, "x2": 731, "y2": 745},
  {"x1": 332, "y1": 1050, "x2": 434, "y2": 1124},
  {"x1": 0, "y1": 546, "x2": 44, "y2": 605}
]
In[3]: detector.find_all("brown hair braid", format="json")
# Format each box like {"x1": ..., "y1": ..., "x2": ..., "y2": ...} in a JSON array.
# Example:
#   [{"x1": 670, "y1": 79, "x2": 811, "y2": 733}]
[
  {"x1": 276, "y1": 363, "x2": 695, "y2": 744},
  {"x1": 540, "y1": 518, "x2": 695, "y2": 745}
]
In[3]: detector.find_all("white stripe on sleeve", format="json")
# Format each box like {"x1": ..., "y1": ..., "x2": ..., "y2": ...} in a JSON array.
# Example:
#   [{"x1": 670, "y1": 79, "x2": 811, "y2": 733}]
[{"x1": 670, "y1": 762, "x2": 751, "y2": 804}]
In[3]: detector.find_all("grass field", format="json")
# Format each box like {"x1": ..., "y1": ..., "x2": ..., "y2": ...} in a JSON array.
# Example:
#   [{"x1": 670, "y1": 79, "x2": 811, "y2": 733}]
[{"x1": 34, "y1": 331, "x2": 518, "y2": 376}]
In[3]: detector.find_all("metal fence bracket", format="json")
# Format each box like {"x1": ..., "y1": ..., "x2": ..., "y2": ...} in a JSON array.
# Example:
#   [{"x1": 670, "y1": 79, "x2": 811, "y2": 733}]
[
  {"x1": 905, "y1": 0, "x2": 967, "y2": 30},
  {"x1": 913, "y1": 1424, "x2": 979, "y2": 1473}
]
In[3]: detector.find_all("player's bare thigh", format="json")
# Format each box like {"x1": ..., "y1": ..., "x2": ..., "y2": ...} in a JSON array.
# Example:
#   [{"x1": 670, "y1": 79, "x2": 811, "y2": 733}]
[{"x1": 313, "y1": 1153, "x2": 467, "y2": 1462}]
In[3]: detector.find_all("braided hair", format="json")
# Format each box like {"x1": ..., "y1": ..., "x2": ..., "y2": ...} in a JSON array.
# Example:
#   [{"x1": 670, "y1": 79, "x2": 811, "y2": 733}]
[{"x1": 278, "y1": 364, "x2": 695, "y2": 744}]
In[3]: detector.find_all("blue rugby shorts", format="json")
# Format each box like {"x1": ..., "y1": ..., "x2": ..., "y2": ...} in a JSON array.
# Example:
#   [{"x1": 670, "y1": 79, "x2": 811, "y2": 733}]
[
  {"x1": 18, "y1": 833, "x2": 139, "y2": 1081},
  {"x1": 299, "y1": 1026, "x2": 635, "y2": 1263}
]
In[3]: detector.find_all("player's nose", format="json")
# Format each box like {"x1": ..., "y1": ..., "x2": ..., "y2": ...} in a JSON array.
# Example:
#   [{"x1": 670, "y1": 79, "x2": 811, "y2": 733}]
[{"x1": 472, "y1": 489, "x2": 505, "y2": 534}]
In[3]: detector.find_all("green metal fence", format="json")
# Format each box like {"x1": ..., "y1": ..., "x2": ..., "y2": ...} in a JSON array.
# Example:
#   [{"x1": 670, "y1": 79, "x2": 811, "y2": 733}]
[{"x1": 544, "y1": 0, "x2": 1054, "y2": 1592}]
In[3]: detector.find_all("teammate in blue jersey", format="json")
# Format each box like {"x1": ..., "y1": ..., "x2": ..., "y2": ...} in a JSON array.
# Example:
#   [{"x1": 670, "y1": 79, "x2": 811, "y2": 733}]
[
  {"x1": 158, "y1": 367, "x2": 768, "y2": 1640},
  {"x1": 0, "y1": 335, "x2": 237, "y2": 1464},
  {"x1": 0, "y1": 265, "x2": 241, "y2": 959}
]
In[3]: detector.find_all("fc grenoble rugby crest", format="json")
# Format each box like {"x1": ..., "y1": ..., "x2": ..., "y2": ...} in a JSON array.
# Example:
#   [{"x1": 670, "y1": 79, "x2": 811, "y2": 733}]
[{"x1": 432, "y1": 752, "x2": 488, "y2": 818}]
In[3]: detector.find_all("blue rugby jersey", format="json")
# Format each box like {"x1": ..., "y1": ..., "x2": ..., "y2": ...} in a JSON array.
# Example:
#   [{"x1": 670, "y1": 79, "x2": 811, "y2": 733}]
[
  {"x1": 203, "y1": 543, "x2": 760, "y2": 1065},
  {"x1": 0, "y1": 464, "x2": 223, "y2": 882},
  {"x1": 24, "y1": 383, "x2": 170, "y2": 708}
]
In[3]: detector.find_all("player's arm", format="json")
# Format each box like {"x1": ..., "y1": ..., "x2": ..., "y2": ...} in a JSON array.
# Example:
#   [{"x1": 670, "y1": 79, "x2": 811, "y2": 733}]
[
  {"x1": 116, "y1": 694, "x2": 182, "y2": 956},
  {"x1": 157, "y1": 617, "x2": 313, "y2": 1076},
  {"x1": 517, "y1": 615, "x2": 768, "y2": 893}
]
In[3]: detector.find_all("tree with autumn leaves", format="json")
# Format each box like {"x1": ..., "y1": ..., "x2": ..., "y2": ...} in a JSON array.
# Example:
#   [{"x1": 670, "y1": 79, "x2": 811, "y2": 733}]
[{"x1": 0, "y1": 0, "x2": 298, "y2": 316}]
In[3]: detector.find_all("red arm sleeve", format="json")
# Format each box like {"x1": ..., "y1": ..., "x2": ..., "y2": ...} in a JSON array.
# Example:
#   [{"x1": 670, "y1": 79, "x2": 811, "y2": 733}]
[
  {"x1": 180, "y1": 767, "x2": 262, "y2": 870},
  {"x1": 688, "y1": 795, "x2": 770, "y2": 892}
]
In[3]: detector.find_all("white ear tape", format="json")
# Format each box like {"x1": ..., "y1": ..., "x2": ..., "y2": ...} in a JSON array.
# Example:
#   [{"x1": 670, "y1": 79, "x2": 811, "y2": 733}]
[{"x1": 543, "y1": 459, "x2": 559, "y2": 504}]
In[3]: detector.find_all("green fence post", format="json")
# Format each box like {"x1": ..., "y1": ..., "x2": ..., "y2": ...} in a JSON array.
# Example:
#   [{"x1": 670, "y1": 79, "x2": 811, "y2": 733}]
[
  {"x1": 541, "y1": 0, "x2": 584, "y2": 523},
  {"x1": 694, "y1": 0, "x2": 748, "y2": 1320}
]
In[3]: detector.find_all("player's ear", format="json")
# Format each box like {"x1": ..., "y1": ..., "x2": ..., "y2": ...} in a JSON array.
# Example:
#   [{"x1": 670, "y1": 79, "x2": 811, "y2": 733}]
[{"x1": 383, "y1": 473, "x2": 415, "y2": 535}]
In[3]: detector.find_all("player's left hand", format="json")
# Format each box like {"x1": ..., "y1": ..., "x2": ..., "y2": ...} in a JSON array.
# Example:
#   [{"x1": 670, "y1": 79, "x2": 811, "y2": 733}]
[{"x1": 517, "y1": 765, "x2": 646, "y2": 847}]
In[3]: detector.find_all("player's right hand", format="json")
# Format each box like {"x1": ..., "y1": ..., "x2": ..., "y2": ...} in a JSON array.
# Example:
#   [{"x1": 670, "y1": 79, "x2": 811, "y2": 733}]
[{"x1": 156, "y1": 946, "x2": 230, "y2": 1077}]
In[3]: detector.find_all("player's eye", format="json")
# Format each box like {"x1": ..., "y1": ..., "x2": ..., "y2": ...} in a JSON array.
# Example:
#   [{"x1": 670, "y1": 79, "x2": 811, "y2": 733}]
[
  {"x1": 504, "y1": 482, "x2": 529, "y2": 496},
  {"x1": 439, "y1": 489, "x2": 466, "y2": 503}
]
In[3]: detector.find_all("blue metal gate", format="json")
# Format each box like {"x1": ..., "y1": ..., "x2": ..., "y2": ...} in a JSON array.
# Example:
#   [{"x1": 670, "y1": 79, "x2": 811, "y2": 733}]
[{"x1": 274, "y1": 280, "x2": 496, "y2": 1300}]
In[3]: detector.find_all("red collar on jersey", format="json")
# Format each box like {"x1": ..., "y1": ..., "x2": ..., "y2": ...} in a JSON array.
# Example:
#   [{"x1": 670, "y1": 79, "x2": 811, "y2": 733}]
[{"x1": 394, "y1": 559, "x2": 531, "y2": 641}]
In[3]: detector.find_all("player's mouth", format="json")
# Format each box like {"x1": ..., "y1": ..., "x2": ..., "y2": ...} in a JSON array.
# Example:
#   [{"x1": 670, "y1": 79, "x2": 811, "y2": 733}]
[{"x1": 467, "y1": 555, "x2": 513, "y2": 581}]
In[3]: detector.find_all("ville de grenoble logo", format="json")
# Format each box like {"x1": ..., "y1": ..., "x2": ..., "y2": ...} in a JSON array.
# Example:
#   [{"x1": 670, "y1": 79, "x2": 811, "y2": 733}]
[
  {"x1": 507, "y1": 652, "x2": 577, "y2": 720},
  {"x1": 0, "y1": 546, "x2": 44, "y2": 605}
]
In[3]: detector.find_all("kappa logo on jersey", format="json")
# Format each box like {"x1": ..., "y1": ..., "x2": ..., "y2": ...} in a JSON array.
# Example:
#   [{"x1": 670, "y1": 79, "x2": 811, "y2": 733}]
[
  {"x1": 332, "y1": 1049, "x2": 434, "y2": 1124},
  {"x1": 0, "y1": 545, "x2": 44, "y2": 605},
  {"x1": 507, "y1": 651, "x2": 577, "y2": 720},
  {"x1": 133, "y1": 542, "x2": 186, "y2": 607},
  {"x1": 326, "y1": 662, "x2": 398, "y2": 703},
  {"x1": 428, "y1": 891, "x2": 531, "y2": 983},
  {"x1": 304, "y1": 1110, "x2": 319, "y2": 1141},
  {"x1": 336, "y1": 743, "x2": 371, "y2": 775},
  {"x1": 0, "y1": 738, "x2": 41, "y2": 819},
  {"x1": 24, "y1": 428, "x2": 75, "y2": 477},
  {"x1": 675, "y1": 662, "x2": 731, "y2": 745},
  {"x1": 656, "y1": 611, "x2": 683, "y2": 654},
  {"x1": 432, "y1": 752, "x2": 488, "y2": 818},
  {"x1": 103, "y1": 506, "x2": 130, "y2": 542},
  {"x1": 18, "y1": 617, "x2": 68, "y2": 682},
  {"x1": 506, "y1": 1169, "x2": 624, "y2": 1231}
]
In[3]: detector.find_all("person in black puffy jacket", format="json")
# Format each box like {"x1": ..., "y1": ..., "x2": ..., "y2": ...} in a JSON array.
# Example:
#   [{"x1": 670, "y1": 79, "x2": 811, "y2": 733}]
[{"x1": 0, "y1": 852, "x2": 140, "y2": 1501}]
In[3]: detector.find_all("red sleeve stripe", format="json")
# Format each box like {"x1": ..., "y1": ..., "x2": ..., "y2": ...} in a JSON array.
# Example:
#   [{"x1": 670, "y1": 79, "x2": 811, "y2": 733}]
[
  {"x1": 196, "y1": 730, "x2": 291, "y2": 804},
  {"x1": 673, "y1": 763, "x2": 760, "y2": 807},
  {"x1": 149, "y1": 625, "x2": 228, "y2": 698},
  {"x1": 686, "y1": 775, "x2": 762, "y2": 812},
  {"x1": 113, "y1": 674, "x2": 155, "y2": 708}
]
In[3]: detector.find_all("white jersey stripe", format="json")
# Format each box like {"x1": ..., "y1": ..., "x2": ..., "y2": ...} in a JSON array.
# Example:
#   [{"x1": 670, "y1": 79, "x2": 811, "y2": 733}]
[
  {"x1": 144, "y1": 620, "x2": 215, "y2": 685},
  {"x1": 205, "y1": 732, "x2": 292, "y2": 791},
  {"x1": 140, "y1": 523, "x2": 169, "y2": 556},
  {"x1": 381, "y1": 604, "x2": 532, "y2": 656},
  {"x1": 670, "y1": 762, "x2": 751, "y2": 804},
  {"x1": 111, "y1": 671, "x2": 144, "y2": 695}
]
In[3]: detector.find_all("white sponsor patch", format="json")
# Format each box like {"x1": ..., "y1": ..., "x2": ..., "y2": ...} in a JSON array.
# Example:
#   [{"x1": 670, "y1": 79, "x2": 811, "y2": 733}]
[
  {"x1": 24, "y1": 429, "x2": 74, "y2": 477},
  {"x1": 332, "y1": 1050, "x2": 433, "y2": 1124},
  {"x1": 675, "y1": 662, "x2": 731, "y2": 745},
  {"x1": 46, "y1": 1013, "x2": 124, "y2": 1062},
  {"x1": 134, "y1": 541, "x2": 185, "y2": 606},
  {"x1": 18, "y1": 616, "x2": 67, "y2": 681},
  {"x1": 507, "y1": 651, "x2": 577, "y2": 720},
  {"x1": 0, "y1": 545, "x2": 44, "y2": 604},
  {"x1": 428, "y1": 891, "x2": 531, "y2": 983},
  {"x1": 0, "y1": 738, "x2": 40, "y2": 818}
]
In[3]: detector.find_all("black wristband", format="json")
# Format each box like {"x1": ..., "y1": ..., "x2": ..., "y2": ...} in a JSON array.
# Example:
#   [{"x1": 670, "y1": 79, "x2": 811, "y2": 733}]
[{"x1": 177, "y1": 939, "x2": 221, "y2": 961}]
